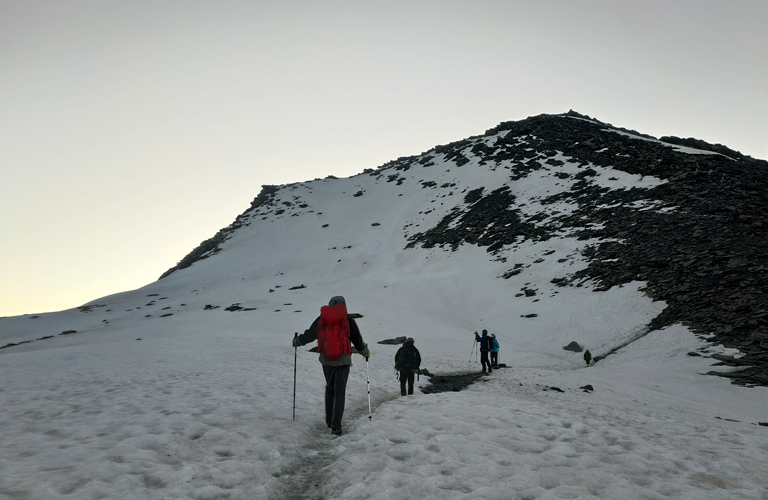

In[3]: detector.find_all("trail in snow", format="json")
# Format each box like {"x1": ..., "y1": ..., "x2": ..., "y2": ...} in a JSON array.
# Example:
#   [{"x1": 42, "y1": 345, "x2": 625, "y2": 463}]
[
  {"x1": 269, "y1": 419, "x2": 338, "y2": 500},
  {"x1": 592, "y1": 325, "x2": 652, "y2": 364},
  {"x1": 271, "y1": 389, "x2": 402, "y2": 499}
]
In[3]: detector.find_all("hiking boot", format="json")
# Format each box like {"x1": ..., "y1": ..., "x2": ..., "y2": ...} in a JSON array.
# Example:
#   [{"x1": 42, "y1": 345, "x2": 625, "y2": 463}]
[
  {"x1": 401, "y1": 391, "x2": 406, "y2": 396},
  {"x1": 331, "y1": 427, "x2": 342, "y2": 435}
]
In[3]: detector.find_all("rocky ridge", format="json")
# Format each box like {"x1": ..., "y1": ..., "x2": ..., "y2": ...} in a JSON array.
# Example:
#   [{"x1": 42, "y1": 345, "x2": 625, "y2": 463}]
[{"x1": 403, "y1": 111, "x2": 768, "y2": 386}]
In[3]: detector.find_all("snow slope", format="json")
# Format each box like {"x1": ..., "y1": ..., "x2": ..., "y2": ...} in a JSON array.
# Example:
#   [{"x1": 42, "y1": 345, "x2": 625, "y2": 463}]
[{"x1": 1, "y1": 117, "x2": 766, "y2": 499}]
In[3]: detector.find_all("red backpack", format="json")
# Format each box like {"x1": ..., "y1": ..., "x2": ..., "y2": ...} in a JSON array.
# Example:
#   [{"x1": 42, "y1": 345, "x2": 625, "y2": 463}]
[{"x1": 317, "y1": 304, "x2": 353, "y2": 360}]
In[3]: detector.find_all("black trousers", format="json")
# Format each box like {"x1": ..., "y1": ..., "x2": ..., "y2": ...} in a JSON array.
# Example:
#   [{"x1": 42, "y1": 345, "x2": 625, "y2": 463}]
[
  {"x1": 480, "y1": 351, "x2": 492, "y2": 372},
  {"x1": 400, "y1": 370, "x2": 414, "y2": 395},
  {"x1": 322, "y1": 364, "x2": 350, "y2": 429}
]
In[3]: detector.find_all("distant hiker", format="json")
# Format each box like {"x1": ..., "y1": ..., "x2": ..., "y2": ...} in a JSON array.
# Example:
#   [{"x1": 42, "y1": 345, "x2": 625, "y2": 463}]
[
  {"x1": 293, "y1": 296, "x2": 370, "y2": 435},
  {"x1": 584, "y1": 350, "x2": 592, "y2": 367},
  {"x1": 490, "y1": 333, "x2": 500, "y2": 368},
  {"x1": 474, "y1": 330, "x2": 493, "y2": 373},
  {"x1": 394, "y1": 337, "x2": 421, "y2": 396}
]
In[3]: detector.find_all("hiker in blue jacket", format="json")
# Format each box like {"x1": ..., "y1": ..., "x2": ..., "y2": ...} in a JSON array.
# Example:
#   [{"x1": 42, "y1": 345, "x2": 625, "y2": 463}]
[
  {"x1": 474, "y1": 330, "x2": 493, "y2": 373},
  {"x1": 490, "y1": 333, "x2": 500, "y2": 368}
]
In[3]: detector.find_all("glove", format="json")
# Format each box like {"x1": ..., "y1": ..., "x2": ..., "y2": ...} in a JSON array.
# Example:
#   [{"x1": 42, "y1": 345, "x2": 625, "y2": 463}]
[
  {"x1": 292, "y1": 336, "x2": 299, "y2": 347},
  {"x1": 363, "y1": 347, "x2": 371, "y2": 359}
]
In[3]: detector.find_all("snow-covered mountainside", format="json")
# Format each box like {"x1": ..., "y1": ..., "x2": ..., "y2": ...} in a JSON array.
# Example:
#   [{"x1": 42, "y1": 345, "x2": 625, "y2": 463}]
[{"x1": 1, "y1": 111, "x2": 766, "y2": 499}]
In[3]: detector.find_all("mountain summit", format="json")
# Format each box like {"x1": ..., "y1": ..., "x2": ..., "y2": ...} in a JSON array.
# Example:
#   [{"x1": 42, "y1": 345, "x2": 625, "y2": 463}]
[{"x1": 158, "y1": 110, "x2": 768, "y2": 387}]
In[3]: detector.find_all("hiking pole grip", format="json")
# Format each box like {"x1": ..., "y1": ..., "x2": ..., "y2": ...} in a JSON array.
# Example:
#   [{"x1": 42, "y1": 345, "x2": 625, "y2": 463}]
[{"x1": 293, "y1": 332, "x2": 298, "y2": 421}]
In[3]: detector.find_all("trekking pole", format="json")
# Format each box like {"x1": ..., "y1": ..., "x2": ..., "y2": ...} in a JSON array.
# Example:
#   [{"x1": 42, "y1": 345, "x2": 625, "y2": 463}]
[
  {"x1": 366, "y1": 358, "x2": 372, "y2": 421},
  {"x1": 469, "y1": 339, "x2": 476, "y2": 362},
  {"x1": 293, "y1": 332, "x2": 298, "y2": 421}
]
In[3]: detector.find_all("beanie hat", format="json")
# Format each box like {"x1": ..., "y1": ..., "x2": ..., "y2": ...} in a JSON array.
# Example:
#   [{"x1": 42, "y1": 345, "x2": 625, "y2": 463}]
[
  {"x1": 482, "y1": 329, "x2": 488, "y2": 335},
  {"x1": 329, "y1": 296, "x2": 346, "y2": 306},
  {"x1": 406, "y1": 337, "x2": 414, "y2": 344}
]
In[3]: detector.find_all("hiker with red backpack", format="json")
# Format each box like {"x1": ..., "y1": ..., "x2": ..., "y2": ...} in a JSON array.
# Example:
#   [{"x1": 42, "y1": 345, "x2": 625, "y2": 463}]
[
  {"x1": 293, "y1": 296, "x2": 370, "y2": 435},
  {"x1": 394, "y1": 338, "x2": 421, "y2": 396}
]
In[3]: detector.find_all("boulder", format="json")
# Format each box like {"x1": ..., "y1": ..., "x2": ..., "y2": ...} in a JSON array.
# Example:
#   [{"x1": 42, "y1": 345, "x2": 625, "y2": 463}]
[
  {"x1": 378, "y1": 336, "x2": 407, "y2": 345},
  {"x1": 563, "y1": 341, "x2": 584, "y2": 352}
]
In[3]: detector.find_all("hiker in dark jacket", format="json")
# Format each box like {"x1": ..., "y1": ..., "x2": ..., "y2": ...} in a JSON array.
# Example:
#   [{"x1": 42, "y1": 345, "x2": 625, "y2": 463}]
[
  {"x1": 474, "y1": 330, "x2": 492, "y2": 373},
  {"x1": 394, "y1": 338, "x2": 421, "y2": 396},
  {"x1": 293, "y1": 296, "x2": 370, "y2": 435}
]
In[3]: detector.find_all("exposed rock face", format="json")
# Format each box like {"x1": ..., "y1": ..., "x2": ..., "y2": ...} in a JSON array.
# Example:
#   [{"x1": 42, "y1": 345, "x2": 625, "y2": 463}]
[
  {"x1": 405, "y1": 185, "x2": 542, "y2": 251},
  {"x1": 404, "y1": 111, "x2": 768, "y2": 386}
]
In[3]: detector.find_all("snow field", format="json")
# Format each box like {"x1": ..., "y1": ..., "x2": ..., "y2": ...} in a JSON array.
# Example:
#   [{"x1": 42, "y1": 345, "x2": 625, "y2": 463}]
[
  {"x1": 1, "y1": 330, "x2": 297, "y2": 499},
  {"x1": 325, "y1": 364, "x2": 768, "y2": 500},
  {"x1": 2, "y1": 131, "x2": 767, "y2": 499},
  {"x1": 2, "y1": 316, "x2": 766, "y2": 499}
]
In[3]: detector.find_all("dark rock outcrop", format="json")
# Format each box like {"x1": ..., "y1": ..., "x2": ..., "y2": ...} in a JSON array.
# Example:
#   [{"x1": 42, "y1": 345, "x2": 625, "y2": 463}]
[
  {"x1": 403, "y1": 112, "x2": 768, "y2": 386},
  {"x1": 563, "y1": 341, "x2": 584, "y2": 352},
  {"x1": 378, "y1": 336, "x2": 407, "y2": 345}
]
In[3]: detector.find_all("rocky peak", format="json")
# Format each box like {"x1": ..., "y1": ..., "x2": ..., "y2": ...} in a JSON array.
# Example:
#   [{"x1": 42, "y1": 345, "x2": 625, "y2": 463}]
[{"x1": 160, "y1": 111, "x2": 768, "y2": 386}]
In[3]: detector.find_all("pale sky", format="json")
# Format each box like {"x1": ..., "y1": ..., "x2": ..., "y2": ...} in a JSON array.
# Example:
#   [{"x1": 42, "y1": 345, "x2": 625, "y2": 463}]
[{"x1": 1, "y1": 0, "x2": 767, "y2": 317}]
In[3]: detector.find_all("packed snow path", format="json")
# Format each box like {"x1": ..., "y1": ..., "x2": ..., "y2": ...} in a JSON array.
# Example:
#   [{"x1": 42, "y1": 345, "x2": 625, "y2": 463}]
[{"x1": 270, "y1": 389, "x2": 400, "y2": 500}]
